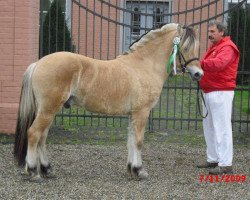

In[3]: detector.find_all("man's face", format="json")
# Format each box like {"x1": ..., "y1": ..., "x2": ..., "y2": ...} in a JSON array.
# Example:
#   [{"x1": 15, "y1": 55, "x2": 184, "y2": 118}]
[{"x1": 208, "y1": 25, "x2": 224, "y2": 44}]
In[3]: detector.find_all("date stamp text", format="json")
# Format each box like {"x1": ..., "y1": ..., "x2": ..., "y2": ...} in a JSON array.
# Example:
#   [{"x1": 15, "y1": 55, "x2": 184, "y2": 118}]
[{"x1": 199, "y1": 174, "x2": 247, "y2": 183}]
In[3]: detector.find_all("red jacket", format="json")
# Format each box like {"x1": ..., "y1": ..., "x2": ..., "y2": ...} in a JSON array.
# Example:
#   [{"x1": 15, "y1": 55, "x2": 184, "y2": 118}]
[{"x1": 200, "y1": 36, "x2": 240, "y2": 93}]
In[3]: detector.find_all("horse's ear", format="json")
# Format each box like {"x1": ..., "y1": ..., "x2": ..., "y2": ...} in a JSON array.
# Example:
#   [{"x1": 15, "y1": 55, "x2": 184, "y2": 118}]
[
  {"x1": 178, "y1": 24, "x2": 184, "y2": 36},
  {"x1": 193, "y1": 26, "x2": 199, "y2": 37}
]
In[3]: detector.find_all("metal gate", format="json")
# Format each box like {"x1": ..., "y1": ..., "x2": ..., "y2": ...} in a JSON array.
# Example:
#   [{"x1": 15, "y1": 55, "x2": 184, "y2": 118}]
[{"x1": 39, "y1": 0, "x2": 250, "y2": 132}]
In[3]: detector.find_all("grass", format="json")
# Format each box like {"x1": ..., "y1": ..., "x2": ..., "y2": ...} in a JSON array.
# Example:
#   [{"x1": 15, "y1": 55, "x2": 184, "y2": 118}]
[
  {"x1": 1, "y1": 129, "x2": 248, "y2": 149},
  {"x1": 163, "y1": 132, "x2": 205, "y2": 147},
  {"x1": 46, "y1": 126, "x2": 128, "y2": 146},
  {"x1": 0, "y1": 135, "x2": 14, "y2": 144},
  {"x1": 235, "y1": 86, "x2": 250, "y2": 114},
  {"x1": 54, "y1": 107, "x2": 129, "y2": 130}
]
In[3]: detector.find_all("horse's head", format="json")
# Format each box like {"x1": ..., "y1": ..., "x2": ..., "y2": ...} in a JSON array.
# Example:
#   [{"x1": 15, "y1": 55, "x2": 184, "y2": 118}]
[{"x1": 176, "y1": 25, "x2": 203, "y2": 81}]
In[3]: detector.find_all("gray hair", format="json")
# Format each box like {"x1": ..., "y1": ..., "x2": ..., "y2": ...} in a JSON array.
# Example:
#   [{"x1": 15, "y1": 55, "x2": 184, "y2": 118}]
[{"x1": 208, "y1": 21, "x2": 228, "y2": 36}]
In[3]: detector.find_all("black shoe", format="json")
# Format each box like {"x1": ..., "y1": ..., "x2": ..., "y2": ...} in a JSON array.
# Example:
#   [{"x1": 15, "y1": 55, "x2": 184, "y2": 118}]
[
  {"x1": 209, "y1": 166, "x2": 233, "y2": 175},
  {"x1": 197, "y1": 162, "x2": 218, "y2": 168}
]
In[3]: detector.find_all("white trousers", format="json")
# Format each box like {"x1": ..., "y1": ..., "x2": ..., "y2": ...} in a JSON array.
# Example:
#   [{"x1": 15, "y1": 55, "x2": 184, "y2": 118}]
[{"x1": 202, "y1": 91, "x2": 234, "y2": 167}]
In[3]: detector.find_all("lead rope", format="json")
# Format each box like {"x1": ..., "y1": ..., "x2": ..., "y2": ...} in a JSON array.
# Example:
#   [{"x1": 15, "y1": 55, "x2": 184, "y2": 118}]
[{"x1": 197, "y1": 81, "x2": 208, "y2": 118}]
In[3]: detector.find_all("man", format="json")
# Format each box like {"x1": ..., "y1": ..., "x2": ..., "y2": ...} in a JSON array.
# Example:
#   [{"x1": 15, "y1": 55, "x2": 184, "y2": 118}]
[{"x1": 197, "y1": 21, "x2": 240, "y2": 175}]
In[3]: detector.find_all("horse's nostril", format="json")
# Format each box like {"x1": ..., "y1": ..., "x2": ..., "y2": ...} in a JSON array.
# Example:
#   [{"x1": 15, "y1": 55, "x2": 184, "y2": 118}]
[
  {"x1": 194, "y1": 72, "x2": 200, "y2": 78},
  {"x1": 193, "y1": 72, "x2": 203, "y2": 81}
]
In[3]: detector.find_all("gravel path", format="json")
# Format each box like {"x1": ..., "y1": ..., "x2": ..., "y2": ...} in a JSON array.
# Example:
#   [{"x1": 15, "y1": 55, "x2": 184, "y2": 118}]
[{"x1": 0, "y1": 143, "x2": 249, "y2": 199}]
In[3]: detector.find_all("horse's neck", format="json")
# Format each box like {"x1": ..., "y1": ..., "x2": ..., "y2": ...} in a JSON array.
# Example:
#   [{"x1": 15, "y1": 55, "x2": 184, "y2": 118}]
[{"x1": 119, "y1": 35, "x2": 174, "y2": 81}]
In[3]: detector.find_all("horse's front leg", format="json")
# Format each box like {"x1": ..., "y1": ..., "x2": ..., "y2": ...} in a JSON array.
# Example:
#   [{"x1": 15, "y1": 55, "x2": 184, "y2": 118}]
[{"x1": 127, "y1": 110, "x2": 150, "y2": 179}]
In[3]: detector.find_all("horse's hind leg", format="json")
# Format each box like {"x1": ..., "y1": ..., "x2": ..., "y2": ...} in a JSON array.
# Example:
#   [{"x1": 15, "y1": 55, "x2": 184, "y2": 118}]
[
  {"x1": 127, "y1": 109, "x2": 150, "y2": 179},
  {"x1": 38, "y1": 120, "x2": 54, "y2": 178},
  {"x1": 25, "y1": 112, "x2": 54, "y2": 181}
]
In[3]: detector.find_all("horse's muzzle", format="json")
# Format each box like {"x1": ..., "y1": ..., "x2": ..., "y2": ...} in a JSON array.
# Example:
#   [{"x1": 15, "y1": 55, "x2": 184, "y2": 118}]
[{"x1": 187, "y1": 66, "x2": 204, "y2": 81}]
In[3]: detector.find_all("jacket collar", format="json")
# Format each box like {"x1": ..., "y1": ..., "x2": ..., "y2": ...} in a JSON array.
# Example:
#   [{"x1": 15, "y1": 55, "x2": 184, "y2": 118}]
[{"x1": 210, "y1": 36, "x2": 231, "y2": 48}]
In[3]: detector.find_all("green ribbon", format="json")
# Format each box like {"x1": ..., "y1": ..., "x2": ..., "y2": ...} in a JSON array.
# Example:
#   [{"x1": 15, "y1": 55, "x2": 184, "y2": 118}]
[{"x1": 166, "y1": 44, "x2": 179, "y2": 74}]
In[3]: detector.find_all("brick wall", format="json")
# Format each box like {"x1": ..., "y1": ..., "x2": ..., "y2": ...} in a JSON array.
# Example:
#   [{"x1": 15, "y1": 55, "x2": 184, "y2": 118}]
[
  {"x1": 0, "y1": 0, "x2": 39, "y2": 133},
  {"x1": 71, "y1": 0, "x2": 120, "y2": 59}
]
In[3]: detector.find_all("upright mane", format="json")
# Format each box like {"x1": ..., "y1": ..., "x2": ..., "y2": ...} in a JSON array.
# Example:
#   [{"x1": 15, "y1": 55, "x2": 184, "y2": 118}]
[
  {"x1": 128, "y1": 23, "x2": 179, "y2": 53},
  {"x1": 126, "y1": 23, "x2": 199, "y2": 57},
  {"x1": 179, "y1": 25, "x2": 199, "y2": 55}
]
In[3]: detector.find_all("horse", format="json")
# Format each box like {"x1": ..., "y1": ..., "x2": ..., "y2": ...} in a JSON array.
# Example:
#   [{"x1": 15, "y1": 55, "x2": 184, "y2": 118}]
[{"x1": 14, "y1": 23, "x2": 203, "y2": 181}]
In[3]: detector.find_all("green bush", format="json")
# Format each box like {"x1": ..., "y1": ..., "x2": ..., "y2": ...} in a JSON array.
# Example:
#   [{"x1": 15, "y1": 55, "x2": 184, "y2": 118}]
[
  {"x1": 42, "y1": 0, "x2": 71, "y2": 57},
  {"x1": 228, "y1": 7, "x2": 250, "y2": 85}
]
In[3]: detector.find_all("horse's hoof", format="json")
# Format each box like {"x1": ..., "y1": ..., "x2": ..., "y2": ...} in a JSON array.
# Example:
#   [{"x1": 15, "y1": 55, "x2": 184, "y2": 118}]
[
  {"x1": 131, "y1": 166, "x2": 149, "y2": 180},
  {"x1": 138, "y1": 168, "x2": 149, "y2": 180},
  {"x1": 22, "y1": 174, "x2": 44, "y2": 183},
  {"x1": 21, "y1": 170, "x2": 30, "y2": 177},
  {"x1": 21, "y1": 163, "x2": 31, "y2": 177},
  {"x1": 41, "y1": 164, "x2": 56, "y2": 178},
  {"x1": 29, "y1": 174, "x2": 44, "y2": 183},
  {"x1": 127, "y1": 163, "x2": 132, "y2": 177},
  {"x1": 43, "y1": 172, "x2": 57, "y2": 179}
]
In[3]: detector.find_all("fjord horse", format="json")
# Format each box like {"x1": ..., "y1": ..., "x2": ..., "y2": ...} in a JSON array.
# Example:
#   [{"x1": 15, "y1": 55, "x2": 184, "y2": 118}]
[{"x1": 14, "y1": 23, "x2": 203, "y2": 181}]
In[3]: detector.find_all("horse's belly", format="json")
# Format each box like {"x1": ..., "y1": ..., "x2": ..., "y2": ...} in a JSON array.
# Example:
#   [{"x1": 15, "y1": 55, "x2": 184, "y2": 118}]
[{"x1": 81, "y1": 96, "x2": 131, "y2": 115}]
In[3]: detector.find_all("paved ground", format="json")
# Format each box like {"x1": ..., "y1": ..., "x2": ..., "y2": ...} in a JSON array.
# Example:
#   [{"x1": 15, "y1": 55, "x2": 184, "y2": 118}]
[{"x1": 0, "y1": 139, "x2": 249, "y2": 199}]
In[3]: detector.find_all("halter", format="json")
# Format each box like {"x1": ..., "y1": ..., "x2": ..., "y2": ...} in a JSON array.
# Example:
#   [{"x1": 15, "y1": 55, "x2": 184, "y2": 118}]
[
  {"x1": 178, "y1": 51, "x2": 200, "y2": 73},
  {"x1": 166, "y1": 25, "x2": 199, "y2": 74}
]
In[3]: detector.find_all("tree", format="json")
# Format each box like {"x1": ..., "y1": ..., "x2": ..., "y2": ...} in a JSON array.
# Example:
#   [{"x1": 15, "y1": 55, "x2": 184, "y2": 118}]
[
  {"x1": 228, "y1": 7, "x2": 250, "y2": 84},
  {"x1": 42, "y1": 0, "x2": 71, "y2": 57}
]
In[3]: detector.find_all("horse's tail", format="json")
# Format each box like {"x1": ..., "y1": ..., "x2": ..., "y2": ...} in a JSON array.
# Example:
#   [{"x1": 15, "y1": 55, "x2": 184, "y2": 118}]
[{"x1": 14, "y1": 62, "x2": 37, "y2": 166}]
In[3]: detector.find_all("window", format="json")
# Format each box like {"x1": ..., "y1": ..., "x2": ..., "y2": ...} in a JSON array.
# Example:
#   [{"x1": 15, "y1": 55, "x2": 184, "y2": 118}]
[
  {"x1": 123, "y1": 1, "x2": 170, "y2": 51},
  {"x1": 131, "y1": 7, "x2": 141, "y2": 36},
  {"x1": 153, "y1": 8, "x2": 164, "y2": 28}
]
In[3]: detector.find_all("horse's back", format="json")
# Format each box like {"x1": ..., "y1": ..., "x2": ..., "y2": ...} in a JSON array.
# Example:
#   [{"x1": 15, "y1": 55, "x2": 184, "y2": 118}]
[
  {"x1": 30, "y1": 51, "x2": 160, "y2": 115},
  {"x1": 30, "y1": 52, "x2": 133, "y2": 114},
  {"x1": 35, "y1": 52, "x2": 86, "y2": 73}
]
